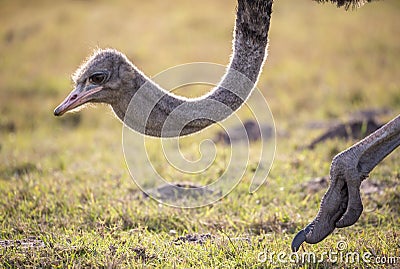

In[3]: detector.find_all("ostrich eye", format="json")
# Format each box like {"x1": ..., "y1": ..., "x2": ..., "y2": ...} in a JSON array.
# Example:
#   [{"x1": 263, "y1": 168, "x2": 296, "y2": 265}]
[{"x1": 89, "y1": 72, "x2": 108, "y2": 85}]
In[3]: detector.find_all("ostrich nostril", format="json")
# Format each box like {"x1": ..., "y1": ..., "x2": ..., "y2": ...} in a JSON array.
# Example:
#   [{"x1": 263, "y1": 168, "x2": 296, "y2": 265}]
[{"x1": 70, "y1": 94, "x2": 78, "y2": 101}]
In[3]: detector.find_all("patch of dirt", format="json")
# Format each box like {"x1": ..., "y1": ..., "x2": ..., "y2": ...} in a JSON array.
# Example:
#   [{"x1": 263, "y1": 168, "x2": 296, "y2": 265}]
[
  {"x1": 0, "y1": 237, "x2": 45, "y2": 249},
  {"x1": 299, "y1": 176, "x2": 387, "y2": 195},
  {"x1": 306, "y1": 118, "x2": 383, "y2": 149},
  {"x1": 13, "y1": 163, "x2": 38, "y2": 176},
  {"x1": 299, "y1": 177, "x2": 330, "y2": 194},
  {"x1": 0, "y1": 120, "x2": 16, "y2": 133},
  {"x1": 213, "y1": 119, "x2": 273, "y2": 144},
  {"x1": 174, "y1": 233, "x2": 214, "y2": 245},
  {"x1": 144, "y1": 182, "x2": 216, "y2": 200},
  {"x1": 132, "y1": 247, "x2": 157, "y2": 262},
  {"x1": 1, "y1": 162, "x2": 39, "y2": 179}
]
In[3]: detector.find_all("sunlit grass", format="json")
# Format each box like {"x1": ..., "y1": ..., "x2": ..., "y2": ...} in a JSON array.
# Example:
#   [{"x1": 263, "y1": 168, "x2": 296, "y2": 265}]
[{"x1": 0, "y1": 0, "x2": 399, "y2": 267}]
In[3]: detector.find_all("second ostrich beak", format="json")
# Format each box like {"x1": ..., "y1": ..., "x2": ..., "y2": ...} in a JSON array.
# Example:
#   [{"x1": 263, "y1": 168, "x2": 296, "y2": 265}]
[{"x1": 54, "y1": 85, "x2": 102, "y2": 116}]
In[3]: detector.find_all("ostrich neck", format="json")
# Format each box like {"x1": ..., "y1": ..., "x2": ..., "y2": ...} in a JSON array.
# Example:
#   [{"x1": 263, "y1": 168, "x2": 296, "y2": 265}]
[{"x1": 112, "y1": 0, "x2": 273, "y2": 137}]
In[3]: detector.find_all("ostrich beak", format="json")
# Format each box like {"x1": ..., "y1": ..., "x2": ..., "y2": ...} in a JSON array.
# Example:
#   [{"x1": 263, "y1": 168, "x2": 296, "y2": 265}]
[{"x1": 54, "y1": 86, "x2": 102, "y2": 116}]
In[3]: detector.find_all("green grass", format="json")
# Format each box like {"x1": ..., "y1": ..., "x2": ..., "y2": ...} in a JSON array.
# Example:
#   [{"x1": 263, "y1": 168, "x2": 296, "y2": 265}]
[{"x1": 0, "y1": 0, "x2": 399, "y2": 267}]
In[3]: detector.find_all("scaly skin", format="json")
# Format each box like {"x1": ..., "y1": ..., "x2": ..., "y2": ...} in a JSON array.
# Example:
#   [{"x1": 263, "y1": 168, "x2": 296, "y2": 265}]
[{"x1": 293, "y1": 115, "x2": 400, "y2": 251}]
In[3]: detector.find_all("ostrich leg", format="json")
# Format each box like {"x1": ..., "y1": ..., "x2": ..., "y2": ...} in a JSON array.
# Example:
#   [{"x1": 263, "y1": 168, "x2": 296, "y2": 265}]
[{"x1": 292, "y1": 114, "x2": 400, "y2": 251}]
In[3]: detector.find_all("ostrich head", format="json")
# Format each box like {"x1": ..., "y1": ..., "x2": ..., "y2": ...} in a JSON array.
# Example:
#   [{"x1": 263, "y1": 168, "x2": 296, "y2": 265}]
[{"x1": 54, "y1": 49, "x2": 139, "y2": 116}]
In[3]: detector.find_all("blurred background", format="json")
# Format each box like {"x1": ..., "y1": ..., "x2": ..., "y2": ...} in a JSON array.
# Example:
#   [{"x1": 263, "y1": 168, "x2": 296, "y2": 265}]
[
  {"x1": 0, "y1": 0, "x2": 399, "y2": 266},
  {"x1": 1, "y1": 0, "x2": 399, "y2": 132}
]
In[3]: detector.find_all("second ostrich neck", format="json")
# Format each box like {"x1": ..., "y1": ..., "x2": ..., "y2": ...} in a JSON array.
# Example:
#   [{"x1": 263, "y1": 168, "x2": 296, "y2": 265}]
[{"x1": 112, "y1": 0, "x2": 272, "y2": 137}]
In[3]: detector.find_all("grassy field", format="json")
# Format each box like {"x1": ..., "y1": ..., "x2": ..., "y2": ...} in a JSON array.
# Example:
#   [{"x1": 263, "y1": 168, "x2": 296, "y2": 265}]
[{"x1": 0, "y1": 0, "x2": 399, "y2": 267}]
